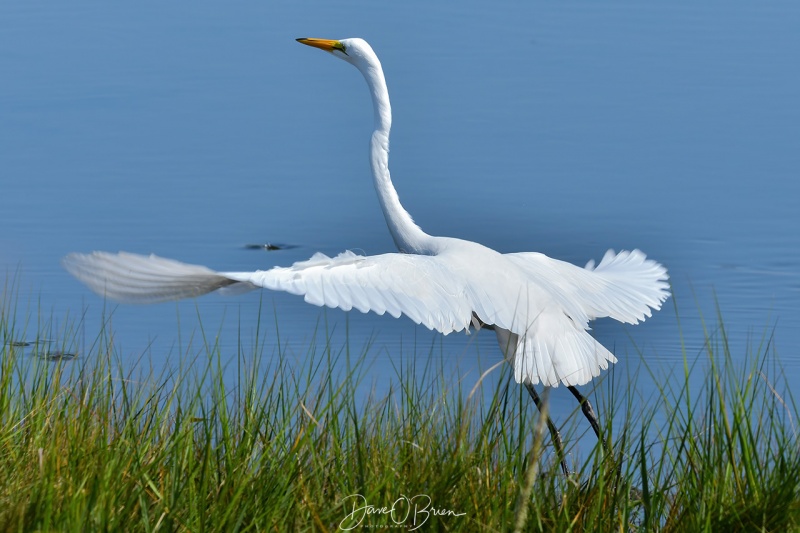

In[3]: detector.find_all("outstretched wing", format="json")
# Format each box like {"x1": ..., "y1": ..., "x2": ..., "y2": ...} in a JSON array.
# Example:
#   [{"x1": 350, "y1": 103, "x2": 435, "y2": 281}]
[
  {"x1": 63, "y1": 250, "x2": 475, "y2": 335},
  {"x1": 505, "y1": 249, "x2": 669, "y2": 325}
]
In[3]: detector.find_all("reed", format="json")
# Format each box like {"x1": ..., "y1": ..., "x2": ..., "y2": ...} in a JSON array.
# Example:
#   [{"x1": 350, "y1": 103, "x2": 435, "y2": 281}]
[{"x1": 1, "y1": 295, "x2": 798, "y2": 531}]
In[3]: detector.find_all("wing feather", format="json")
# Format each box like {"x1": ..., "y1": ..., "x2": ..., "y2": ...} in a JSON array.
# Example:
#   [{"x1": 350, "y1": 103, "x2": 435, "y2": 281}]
[
  {"x1": 506, "y1": 249, "x2": 669, "y2": 324},
  {"x1": 63, "y1": 250, "x2": 476, "y2": 335},
  {"x1": 62, "y1": 252, "x2": 247, "y2": 303},
  {"x1": 229, "y1": 250, "x2": 475, "y2": 332}
]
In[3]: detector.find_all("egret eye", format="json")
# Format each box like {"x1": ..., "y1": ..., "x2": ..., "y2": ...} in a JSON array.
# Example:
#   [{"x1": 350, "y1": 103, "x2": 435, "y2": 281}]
[{"x1": 333, "y1": 41, "x2": 348, "y2": 55}]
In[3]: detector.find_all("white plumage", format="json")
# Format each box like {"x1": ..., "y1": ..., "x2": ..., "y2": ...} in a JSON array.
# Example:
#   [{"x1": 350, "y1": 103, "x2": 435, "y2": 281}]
[
  {"x1": 63, "y1": 37, "x2": 669, "y2": 391},
  {"x1": 63, "y1": 242, "x2": 666, "y2": 388}
]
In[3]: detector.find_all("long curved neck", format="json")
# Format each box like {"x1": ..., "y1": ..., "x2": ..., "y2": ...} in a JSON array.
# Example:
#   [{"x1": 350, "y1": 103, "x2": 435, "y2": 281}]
[{"x1": 356, "y1": 58, "x2": 432, "y2": 254}]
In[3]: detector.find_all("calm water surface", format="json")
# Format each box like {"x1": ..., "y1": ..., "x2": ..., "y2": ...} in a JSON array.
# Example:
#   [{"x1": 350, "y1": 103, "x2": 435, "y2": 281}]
[{"x1": 2, "y1": 1, "x2": 799, "y2": 428}]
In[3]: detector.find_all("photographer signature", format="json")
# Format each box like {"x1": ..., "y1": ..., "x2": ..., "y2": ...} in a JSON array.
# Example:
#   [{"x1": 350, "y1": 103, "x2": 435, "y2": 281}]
[{"x1": 339, "y1": 493, "x2": 465, "y2": 530}]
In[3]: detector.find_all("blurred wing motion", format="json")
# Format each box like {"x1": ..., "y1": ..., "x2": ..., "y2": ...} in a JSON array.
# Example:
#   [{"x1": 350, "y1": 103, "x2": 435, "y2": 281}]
[{"x1": 63, "y1": 252, "x2": 245, "y2": 303}]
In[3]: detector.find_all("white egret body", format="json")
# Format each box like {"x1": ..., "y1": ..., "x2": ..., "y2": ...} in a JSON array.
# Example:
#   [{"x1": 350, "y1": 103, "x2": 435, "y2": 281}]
[{"x1": 64, "y1": 38, "x2": 669, "y2": 468}]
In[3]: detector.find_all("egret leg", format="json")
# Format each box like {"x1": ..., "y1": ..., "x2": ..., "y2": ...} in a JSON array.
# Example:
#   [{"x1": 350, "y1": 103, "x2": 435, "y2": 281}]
[
  {"x1": 567, "y1": 385, "x2": 615, "y2": 459},
  {"x1": 567, "y1": 385, "x2": 625, "y2": 488},
  {"x1": 524, "y1": 382, "x2": 570, "y2": 476},
  {"x1": 566, "y1": 386, "x2": 601, "y2": 438}
]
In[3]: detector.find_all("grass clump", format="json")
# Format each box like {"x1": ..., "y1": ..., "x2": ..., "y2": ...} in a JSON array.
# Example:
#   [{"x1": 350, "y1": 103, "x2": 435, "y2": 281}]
[{"x1": 1, "y1": 296, "x2": 799, "y2": 531}]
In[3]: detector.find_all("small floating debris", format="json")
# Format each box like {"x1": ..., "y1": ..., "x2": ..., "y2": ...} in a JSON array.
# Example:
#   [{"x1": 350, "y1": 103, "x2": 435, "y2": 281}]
[
  {"x1": 36, "y1": 351, "x2": 78, "y2": 362},
  {"x1": 244, "y1": 243, "x2": 299, "y2": 251},
  {"x1": 6, "y1": 339, "x2": 53, "y2": 347}
]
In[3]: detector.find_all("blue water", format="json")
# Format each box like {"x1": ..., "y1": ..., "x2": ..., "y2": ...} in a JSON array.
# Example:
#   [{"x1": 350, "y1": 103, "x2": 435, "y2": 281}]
[{"x1": 2, "y1": 1, "x2": 799, "y2": 435}]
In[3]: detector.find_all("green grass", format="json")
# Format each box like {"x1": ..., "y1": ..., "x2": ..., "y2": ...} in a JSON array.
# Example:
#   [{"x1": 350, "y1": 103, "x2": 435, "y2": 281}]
[{"x1": 1, "y1": 294, "x2": 799, "y2": 531}]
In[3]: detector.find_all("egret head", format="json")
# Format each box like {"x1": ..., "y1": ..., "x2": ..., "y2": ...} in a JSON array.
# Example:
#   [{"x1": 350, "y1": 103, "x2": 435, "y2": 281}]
[
  {"x1": 296, "y1": 36, "x2": 391, "y2": 140},
  {"x1": 296, "y1": 37, "x2": 378, "y2": 72}
]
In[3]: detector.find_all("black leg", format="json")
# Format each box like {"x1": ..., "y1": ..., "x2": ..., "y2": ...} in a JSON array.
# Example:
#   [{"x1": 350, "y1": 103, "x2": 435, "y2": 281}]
[
  {"x1": 568, "y1": 386, "x2": 624, "y2": 487},
  {"x1": 525, "y1": 382, "x2": 570, "y2": 476},
  {"x1": 567, "y1": 385, "x2": 612, "y2": 456}
]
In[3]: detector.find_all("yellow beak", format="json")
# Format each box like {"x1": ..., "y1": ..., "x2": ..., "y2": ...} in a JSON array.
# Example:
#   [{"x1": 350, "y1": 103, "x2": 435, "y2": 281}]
[{"x1": 296, "y1": 38, "x2": 343, "y2": 52}]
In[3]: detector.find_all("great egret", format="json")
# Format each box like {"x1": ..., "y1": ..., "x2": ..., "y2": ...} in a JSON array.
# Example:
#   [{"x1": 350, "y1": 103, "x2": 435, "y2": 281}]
[{"x1": 63, "y1": 37, "x2": 669, "y2": 474}]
